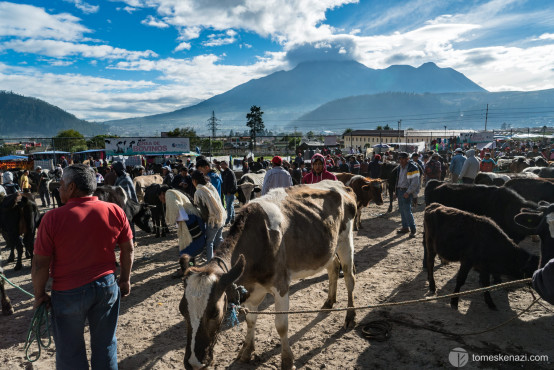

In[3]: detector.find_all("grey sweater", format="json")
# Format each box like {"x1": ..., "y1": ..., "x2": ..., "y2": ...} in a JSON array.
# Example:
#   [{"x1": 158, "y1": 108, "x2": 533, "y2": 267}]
[{"x1": 533, "y1": 258, "x2": 554, "y2": 304}]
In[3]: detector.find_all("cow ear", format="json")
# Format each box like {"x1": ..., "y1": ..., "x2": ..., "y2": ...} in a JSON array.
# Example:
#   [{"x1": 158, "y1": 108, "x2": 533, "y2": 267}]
[
  {"x1": 514, "y1": 212, "x2": 542, "y2": 231},
  {"x1": 179, "y1": 254, "x2": 194, "y2": 276},
  {"x1": 219, "y1": 255, "x2": 246, "y2": 289}
]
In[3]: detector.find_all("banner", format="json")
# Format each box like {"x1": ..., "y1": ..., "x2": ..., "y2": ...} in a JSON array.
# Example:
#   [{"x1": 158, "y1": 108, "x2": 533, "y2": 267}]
[
  {"x1": 459, "y1": 131, "x2": 494, "y2": 143},
  {"x1": 104, "y1": 138, "x2": 190, "y2": 155}
]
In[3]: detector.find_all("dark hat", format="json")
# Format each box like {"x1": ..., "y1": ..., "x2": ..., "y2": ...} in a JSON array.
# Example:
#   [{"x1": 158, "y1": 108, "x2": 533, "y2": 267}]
[
  {"x1": 398, "y1": 152, "x2": 409, "y2": 159},
  {"x1": 411, "y1": 152, "x2": 419, "y2": 158},
  {"x1": 219, "y1": 160, "x2": 228, "y2": 165},
  {"x1": 196, "y1": 158, "x2": 210, "y2": 168},
  {"x1": 112, "y1": 161, "x2": 125, "y2": 172},
  {"x1": 271, "y1": 156, "x2": 283, "y2": 165}
]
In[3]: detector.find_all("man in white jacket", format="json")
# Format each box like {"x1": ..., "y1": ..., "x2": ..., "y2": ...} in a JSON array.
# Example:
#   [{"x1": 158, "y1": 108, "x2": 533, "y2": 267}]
[
  {"x1": 458, "y1": 149, "x2": 480, "y2": 184},
  {"x1": 261, "y1": 156, "x2": 293, "y2": 195}
]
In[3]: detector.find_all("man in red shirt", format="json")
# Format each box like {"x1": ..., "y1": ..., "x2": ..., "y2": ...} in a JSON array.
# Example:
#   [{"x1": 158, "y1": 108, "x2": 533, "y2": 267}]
[{"x1": 32, "y1": 164, "x2": 134, "y2": 370}]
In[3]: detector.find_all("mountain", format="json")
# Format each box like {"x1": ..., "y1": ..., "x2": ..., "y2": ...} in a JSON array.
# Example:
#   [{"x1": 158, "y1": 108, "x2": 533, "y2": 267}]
[
  {"x1": 105, "y1": 60, "x2": 486, "y2": 135},
  {"x1": 0, "y1": 91, "x2": 107, "y2": 137},
  {"x1": 291, "y1": 89, "x2": 554, "y2": 131}
]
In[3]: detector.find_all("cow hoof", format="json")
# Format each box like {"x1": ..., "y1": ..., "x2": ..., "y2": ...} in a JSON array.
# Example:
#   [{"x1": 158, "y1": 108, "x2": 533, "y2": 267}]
[
  {"x1": 322, "y1": 299, "x2": 335, "y2": 309},
  {"x1": 7, "y1": 254, "x2": 14, "y2": 263},
  {"x1": 281, "y1": 356, "x2": 295, "y2": 370},
  {"x1": 2, "y1": 300, "x2": 14, "y2": 315},
  {"x1": 344, "y1": 311, "x2": 356, "y2": 329},
  {"x1": 14, "y1": 262, "x2": 22, "y2": 271},
  {"x1": 238, "y1": 345, "x2": 254, "y2": 363},
  {"x1": 450, "y1": 299, "x2": 459, "y2": 310},
  {"x1": 25, "y1": 251, "x2": 31, "y2": 259}
]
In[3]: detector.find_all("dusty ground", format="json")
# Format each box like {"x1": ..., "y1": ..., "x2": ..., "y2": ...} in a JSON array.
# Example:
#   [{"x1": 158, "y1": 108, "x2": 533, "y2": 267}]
[{"x1": 1, "y1": 196, "x2": 553, "y2": 369}]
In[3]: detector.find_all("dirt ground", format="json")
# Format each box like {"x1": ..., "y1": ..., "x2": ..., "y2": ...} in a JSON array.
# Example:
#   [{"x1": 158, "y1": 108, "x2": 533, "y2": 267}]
[{"x1": 1, "y1": 196, "x2": 553, "y2": 369}]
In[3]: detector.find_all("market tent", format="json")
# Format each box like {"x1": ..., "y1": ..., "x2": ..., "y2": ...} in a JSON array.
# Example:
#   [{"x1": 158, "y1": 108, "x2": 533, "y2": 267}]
[{"x1": 0, "y1": 155, "x2": 28, "y2": 161}]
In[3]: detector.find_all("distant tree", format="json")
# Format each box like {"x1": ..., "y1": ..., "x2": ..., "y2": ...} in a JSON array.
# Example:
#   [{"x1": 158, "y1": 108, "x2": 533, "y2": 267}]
[
  {"x1": 307, "y1": 131, "x2": 315, "y2": 139},
  {"x1": 54, "y1": 129, "x2": 87, "y2": 153},
  {"x1": 0, "y1": 144, "x2": 19, "y2": 156},
  {"x1": 87, "y1": 134, "x2": 119, "y2": 149},
  {"x1": 166, "y1": 127, "x2": 200, "y2": 147},
  {"x1": 384, "y1": 124, "x2": 391, "y2": 130},
  {"x1": 246, "y1": 105, "x2": 264, "y2": 150},
  {"x1": 229, "y1": 129, "x2": 235, "y2": 137},
  {"x1": 343, "y1": 128, "x2": 353, "y2": 135},
  {"x1": 376, "y1": 125, "x2": 383, "y2": 130},
  {"x1": 500, "y1": 122, "x2": 507, "y2": 130}
]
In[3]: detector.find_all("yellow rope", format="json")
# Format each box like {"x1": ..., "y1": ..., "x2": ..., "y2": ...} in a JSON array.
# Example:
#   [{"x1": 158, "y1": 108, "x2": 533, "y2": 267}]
[{"x1": 241, "y1": 278, "x2": 532, "y2": 315}]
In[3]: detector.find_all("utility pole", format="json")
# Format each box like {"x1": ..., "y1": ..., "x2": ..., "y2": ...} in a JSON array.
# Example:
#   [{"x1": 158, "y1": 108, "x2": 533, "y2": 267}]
[
  {"x1": 397, "y1": 119, "x2": 402, "y2": 146},
  {"x1": 484, "y1": 104, "x2": 489, "y2": 131},
  {"x1": 207, "y1": 111, "x2": 220, "y2": 137}
]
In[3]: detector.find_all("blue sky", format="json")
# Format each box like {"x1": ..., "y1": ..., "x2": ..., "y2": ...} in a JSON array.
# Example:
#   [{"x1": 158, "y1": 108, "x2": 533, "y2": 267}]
[{"x1": 1, "y1": 0, "x2": 553, "y2": 122}]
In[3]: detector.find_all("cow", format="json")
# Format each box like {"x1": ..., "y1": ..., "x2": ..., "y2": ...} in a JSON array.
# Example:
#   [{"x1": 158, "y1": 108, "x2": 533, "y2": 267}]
[
  {"x1": 376, "y1": 161, "x2": 400, "y2": 212},
  {"x1": 93, "y1": 186, "x2": 153, "y2": 234},
  {"x1": 524, "y1": 166, "x2": 554, "y2": 179},
  {"x1": 509, "y1": 156, "x2": 535, "y2": 173},
  {"x1": 144, "y1": 184, "x2": 169, "y2": 238},
  {"x1": 424, "y1": 203, "x2": 539, "y2": 310},
  {"x1": 473, "y1": 172, "x2": 511, "y2": 186},
  {"x1": 0, "y1": 193, "x2": 40, "y2": 270},
  {"x1": 133, "y1": 174, "x2": 163, "y2": 202},
  {"x1": 504, "y1": 178, "x2": 554, "y2": 204},
  {"x1": 178, "y1": 180, "x2": 357, "y2": 370},
  {"x1": 237, "y1": 170, "x2": 266, "y2": 205},
  {"x1": 335, "y1": 173, "x2": 384, "y2": 230},
  {"x1": 1, "y1": 263, "x2": 14, "y2": 315},
  {"x1": 425, "y1": 180, "x2": 537, "y2": 244}
]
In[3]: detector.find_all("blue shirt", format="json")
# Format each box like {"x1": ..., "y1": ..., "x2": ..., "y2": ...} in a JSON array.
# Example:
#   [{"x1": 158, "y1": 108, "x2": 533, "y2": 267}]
[
  {"x1": 207, "y1": 171, "x2": 222, "y2": 197},
  {"x1": 450, "y1": 154, "x2": 466, "y2": 175}
]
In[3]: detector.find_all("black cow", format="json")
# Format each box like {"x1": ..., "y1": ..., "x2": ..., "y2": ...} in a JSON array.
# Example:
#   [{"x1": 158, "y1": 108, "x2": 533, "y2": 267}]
[
  {"x1": 425, "y1": 180, "x2": 537, "y2": 244},
  {"x1": 504, "y1": 178, "x2": 554, "y2": 204},
  {"x1": 514, "y1": 202, "x2": 554, "y2": 270},
  {"x1": 0, "y1": 193, "x2": 40, "y2": 270},
  {"x1": 473, "y1": 172, "x2": 511, "y2": 186},
  {"x1": 1, "y1": 262, "x2": 14, "y2": 315},
  {"x1": 144, "y1": 184, "x2": 169, "y2": 238},
  {"x1": 424, "y1": 203, "x2": 539, "y2": 310},
  {"x1": 93, "y1": 186, "x2": 153, "y2": 234},
  {"x1": 379, "y1": 162, "x2": 398, "y2": 212}
]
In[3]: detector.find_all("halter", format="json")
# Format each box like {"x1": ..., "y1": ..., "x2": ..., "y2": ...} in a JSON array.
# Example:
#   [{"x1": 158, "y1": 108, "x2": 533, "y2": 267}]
[{"x1": 211, "y1": 256, "x2": 230, "y2": 273}]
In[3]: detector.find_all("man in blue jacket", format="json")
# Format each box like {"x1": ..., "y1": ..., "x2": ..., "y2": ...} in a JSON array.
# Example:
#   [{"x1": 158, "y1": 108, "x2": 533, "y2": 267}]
[{"x1": 449, "y1": 148, "x2": 466, "y2": 183}]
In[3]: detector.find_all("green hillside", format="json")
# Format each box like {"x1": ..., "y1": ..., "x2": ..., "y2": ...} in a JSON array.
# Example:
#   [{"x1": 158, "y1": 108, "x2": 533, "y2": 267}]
[{"x1": 0, "y1": 91, "x2": 107, "y2": 137}]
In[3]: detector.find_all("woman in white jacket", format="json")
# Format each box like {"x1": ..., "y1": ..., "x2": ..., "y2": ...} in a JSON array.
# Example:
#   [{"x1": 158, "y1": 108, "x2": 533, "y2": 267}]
[{"x1": 191, "y1": 170, "x2": 226, "y2": 261}]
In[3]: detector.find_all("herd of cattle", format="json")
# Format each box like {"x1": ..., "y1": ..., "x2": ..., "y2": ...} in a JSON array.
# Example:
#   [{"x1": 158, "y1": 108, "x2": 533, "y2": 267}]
[{"x1": 1, "y1": 158, "x2": 554, "y2": 369}]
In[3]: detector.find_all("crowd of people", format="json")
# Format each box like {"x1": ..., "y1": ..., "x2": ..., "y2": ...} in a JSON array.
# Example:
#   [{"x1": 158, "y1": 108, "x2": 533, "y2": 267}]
[{"x1": 0, "y1": 138, "x2": 552, "y2": 369}]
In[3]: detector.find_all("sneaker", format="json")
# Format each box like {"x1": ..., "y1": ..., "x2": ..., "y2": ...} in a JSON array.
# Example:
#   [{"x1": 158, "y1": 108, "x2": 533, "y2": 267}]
[{"x1": 396, "y1": 227, "x2": 409, "y2": 234}]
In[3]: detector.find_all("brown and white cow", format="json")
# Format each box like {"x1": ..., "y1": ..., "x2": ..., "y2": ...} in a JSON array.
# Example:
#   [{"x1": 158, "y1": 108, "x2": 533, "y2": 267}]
[
  {"x1": 133, "y1": 174, "x2": 163, "y2": 202},
  {"x1": 335, "y1": 173, "x2": 384, "y2": 230},
  {"x1": 179, "y1": 180, "x2": 357, "y2": 370}
]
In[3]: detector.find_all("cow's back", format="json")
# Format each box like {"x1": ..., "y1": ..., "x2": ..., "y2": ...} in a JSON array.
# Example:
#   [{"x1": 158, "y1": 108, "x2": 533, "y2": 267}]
[{"x1": 229, "y1": 181, "x2": 356, "y2": 290}]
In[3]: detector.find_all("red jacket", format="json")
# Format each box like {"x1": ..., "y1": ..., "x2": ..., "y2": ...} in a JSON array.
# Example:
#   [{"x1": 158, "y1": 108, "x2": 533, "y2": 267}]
[{"x1": 302, "y1": 170, "x2": 337, "y2": 184}]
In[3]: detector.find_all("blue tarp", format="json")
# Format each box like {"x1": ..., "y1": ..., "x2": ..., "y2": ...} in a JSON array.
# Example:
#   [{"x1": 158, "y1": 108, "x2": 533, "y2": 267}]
[
  {"x1": 73, "y1": 149, "x2": 105, "y2": 154},
  {"x1": 31, "y1": 151, "x2": 70, "y2": 155},
  {"x1": 0, "y1": 155, "x2": 28, "y2": 161}
]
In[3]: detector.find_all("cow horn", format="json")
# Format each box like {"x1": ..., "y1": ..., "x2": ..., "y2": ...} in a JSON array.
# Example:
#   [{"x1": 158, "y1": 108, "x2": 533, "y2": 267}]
[{"x1": 218, "y1": 255, "x2": 246, "y2": 292}]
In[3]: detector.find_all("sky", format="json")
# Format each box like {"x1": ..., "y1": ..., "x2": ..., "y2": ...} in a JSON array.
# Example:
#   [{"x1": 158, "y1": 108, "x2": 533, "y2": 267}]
[{"x1": 1, "y1": 0, "x2": 553, "y2": 123}]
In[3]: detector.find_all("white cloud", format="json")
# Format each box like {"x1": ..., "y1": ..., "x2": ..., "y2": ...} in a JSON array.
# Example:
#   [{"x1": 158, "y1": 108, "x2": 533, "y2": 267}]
[
  {"x1": 0, "y1": 2, "x2": 90, "y2": 41},
  {"x1": 1, "y1": 39, "x2": 157, "y2": 60},
  {"x1": 174, "y1": 42, "x2": 191, "y2": 52},
  {"x1": 202, "y1": 29, "x2": 238, "y2": 47},
  {"x1": 141, "y1": 15, "x2": 169, "y2": 28},
  {"x1": 538, "y1": 33, "x2": 554, "y2": 41},
  {"x1": 121, "y1": 6, "x2": 137, "y2": 13},
  {"x1": 64, "y1": 0, "x2": 99, "y2": 14}
]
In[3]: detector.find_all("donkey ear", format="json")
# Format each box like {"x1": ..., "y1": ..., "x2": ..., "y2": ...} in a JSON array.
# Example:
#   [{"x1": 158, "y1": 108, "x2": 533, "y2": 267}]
[
  {"x1": 514, "y1": 212, "x2": 542, "y2": 231},
  {"x1": 219, "y1": 255, "x2": 246, "y2": 289}
]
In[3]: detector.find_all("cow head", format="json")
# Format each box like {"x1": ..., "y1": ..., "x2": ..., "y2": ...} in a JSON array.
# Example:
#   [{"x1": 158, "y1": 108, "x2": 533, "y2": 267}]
[
  {"x1": 514, "y1": 202, "x2": 554, "y2": 238},
  {"x1": 133, "y1": 204, "x2": 154, "y2": 234},
  {"x1": 180, "y1": 255, "x2": 246, "y2": 370},
  {"x1": 361, "y1": 179, "x2": 384, "y2": 206}
]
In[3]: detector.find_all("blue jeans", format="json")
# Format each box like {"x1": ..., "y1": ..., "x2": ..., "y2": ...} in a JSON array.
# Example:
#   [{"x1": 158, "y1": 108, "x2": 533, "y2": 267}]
[
  {"x1": 205, "y1": 225, "x2": 224, "y2": 261},
  {"x1": 225, "y1": 193, "x2": 235, "y2": 224},
  {"x1": 397, "y1": 188, "x2": 416, "y2": 232},
  {"x1": 51, "y1": 274, "x2": 120, "y2": 370}
]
